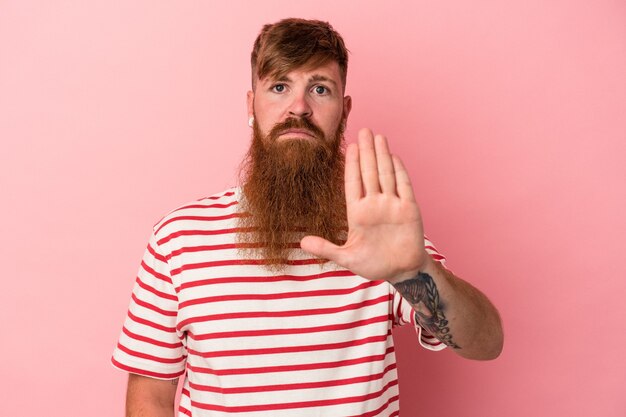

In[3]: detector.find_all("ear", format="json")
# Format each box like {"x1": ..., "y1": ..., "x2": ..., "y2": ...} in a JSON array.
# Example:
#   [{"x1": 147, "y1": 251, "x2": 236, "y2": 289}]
[
  {"x1": 247, "y1": 90, "x2": 254, "y2": 119},
  {"x1": 342, "y1": 95, "x2": 352, "y2": 122}
]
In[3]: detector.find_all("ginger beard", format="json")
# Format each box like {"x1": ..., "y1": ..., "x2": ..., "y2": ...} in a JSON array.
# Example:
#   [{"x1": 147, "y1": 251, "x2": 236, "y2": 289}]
[{"x1": 238, "y1": 116, "x2": 347, "y2": 268}]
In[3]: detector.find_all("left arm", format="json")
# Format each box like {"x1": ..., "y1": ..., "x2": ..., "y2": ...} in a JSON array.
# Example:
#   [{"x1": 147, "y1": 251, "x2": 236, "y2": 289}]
[
  {"x1": 301, "y1": 128, "x2": 503, "y2": 360},
  {"x1": 390, "y1": 255, "x2": 503, "y2": 360}
]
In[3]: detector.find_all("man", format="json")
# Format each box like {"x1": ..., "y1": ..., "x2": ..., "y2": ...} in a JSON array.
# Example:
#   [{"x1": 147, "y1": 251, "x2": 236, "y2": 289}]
[{"x1": 112, "y1": 18, "x2": 503, "y2": 417}]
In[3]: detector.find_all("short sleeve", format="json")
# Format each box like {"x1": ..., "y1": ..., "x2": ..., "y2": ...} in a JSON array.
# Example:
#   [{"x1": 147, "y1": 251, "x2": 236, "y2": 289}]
[
  {"x1": 111, "y1": 231, "x2": 187, "y2": 379},
  {"x1": 390, "y1": 236, "x2": 447, "y2": 352}
]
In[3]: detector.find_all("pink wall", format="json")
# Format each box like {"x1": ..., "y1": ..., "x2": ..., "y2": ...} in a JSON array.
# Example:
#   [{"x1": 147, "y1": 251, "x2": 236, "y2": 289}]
[{"x1": 1, "y1": 1, "x2": 624, "y2": 416}]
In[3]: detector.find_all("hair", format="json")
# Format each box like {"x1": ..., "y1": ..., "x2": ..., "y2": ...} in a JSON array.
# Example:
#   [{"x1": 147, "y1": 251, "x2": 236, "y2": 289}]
[{"x1": 250, "y1": 18, "x2": 349, "y2": 90}]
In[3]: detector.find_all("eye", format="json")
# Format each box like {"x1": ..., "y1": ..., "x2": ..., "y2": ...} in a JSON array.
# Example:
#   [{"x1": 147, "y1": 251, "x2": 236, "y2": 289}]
[
  {"x1": 313, "y1": 85, "x2": 329, "y2": 95},
  {"x1": 271, "y1": 84, "x2": 286, "y2": 93}
]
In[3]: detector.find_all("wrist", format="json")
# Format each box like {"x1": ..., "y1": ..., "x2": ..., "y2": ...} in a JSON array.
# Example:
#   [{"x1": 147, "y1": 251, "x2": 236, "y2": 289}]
[{"x1": 387, "y1": 252, "x2": 435, "y2": 284}]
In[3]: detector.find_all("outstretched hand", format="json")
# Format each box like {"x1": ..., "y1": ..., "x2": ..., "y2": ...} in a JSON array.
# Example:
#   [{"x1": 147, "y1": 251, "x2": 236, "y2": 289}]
[{"x1": 301, "y1": 128, "x2": 431, "y2": 282}]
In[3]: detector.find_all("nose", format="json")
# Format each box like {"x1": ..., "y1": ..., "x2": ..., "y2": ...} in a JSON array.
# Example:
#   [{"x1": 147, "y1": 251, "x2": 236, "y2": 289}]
[{"x1": 288, "y1": 91, "x2": 312, "y2": 118}]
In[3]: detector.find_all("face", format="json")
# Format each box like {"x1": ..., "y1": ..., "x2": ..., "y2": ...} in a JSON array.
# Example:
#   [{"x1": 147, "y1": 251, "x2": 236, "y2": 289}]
[
  {"x1": 239, "y1": 61, "x2": 351, "y2": 267},
  {"x1": 247, "y1": 61, "x2": 352, "y2": 144}
]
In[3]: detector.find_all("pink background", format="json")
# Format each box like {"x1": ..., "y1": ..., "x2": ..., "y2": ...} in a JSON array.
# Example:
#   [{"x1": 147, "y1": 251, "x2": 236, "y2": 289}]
[{"x1": 1, "y1": 1, "x2": 625, "y2": 416}]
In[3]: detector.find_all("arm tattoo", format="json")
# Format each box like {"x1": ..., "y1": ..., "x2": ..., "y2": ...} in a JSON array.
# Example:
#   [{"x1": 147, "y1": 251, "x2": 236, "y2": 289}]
[
  {"x1": 393, "y1": 272, "x2": 461, "y2": 349},
  {"x1": 171, "y1": 378, "x2": 179, "y2": 386}
]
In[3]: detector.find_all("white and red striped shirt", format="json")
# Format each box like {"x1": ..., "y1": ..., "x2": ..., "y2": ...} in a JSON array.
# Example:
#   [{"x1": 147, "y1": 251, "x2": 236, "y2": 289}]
[{"x1": 112, "y1": 187, "x2": 446, "y2": 417}]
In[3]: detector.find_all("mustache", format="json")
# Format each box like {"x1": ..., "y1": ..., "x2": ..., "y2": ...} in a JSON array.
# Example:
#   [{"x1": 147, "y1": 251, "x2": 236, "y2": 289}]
[{"x1": 267, "y1": 117, "x2": 325, "y2": 142}]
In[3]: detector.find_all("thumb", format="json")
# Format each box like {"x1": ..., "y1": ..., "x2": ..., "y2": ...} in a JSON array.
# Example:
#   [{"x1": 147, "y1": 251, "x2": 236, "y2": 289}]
[{"x1": 300, "y1": 235, "x2": 346, "y2": 265}]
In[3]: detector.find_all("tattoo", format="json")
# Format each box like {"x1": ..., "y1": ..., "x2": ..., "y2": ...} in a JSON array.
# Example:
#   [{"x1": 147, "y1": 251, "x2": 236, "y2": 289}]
[
  {"x1": 393, "y1": 272, "x2": 461, "y2": 349},
  {"x1": 171, "y1": 378, "x2": 179, "y2": 385}
]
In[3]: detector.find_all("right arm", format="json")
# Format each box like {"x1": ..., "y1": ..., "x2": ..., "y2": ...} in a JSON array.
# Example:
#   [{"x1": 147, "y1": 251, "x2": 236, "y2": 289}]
[{"x1": 126, "y1": 374, "x2": 178, "y2": 417}]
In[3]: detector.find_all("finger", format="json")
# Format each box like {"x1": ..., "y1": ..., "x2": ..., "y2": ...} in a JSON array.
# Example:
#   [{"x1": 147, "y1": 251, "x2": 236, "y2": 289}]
[
  {"x1": 391, "y1": 155, "x2": 416, "y2": 202},
  {"x1": 357, "y1": 128, "x2": 381, "y2": 195},
  {"x1": 344, "y1": 143, "x2": 363, "y2": 204},
  {"x1": 374, "y1": 134, "x2": 396, "y2": 195},
  {"x1": 300, "y1": 235, "x2": 348, "y2": 266}
]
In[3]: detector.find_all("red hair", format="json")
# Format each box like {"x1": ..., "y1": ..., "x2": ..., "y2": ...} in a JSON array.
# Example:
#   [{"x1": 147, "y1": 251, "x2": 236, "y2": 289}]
[{"x1": 251, "y1": 18, "x2": 349, "y2": 90}]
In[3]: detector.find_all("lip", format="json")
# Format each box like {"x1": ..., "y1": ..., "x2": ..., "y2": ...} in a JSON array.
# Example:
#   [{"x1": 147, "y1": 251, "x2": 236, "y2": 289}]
[{"x1": 278, "y1": 129, "x2": 317, "y2": 140}]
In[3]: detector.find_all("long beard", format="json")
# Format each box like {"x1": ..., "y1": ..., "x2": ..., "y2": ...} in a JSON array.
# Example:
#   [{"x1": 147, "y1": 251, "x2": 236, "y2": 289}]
[{"x1": 238, "y1": 117, "x2": 347, "y2": 269}]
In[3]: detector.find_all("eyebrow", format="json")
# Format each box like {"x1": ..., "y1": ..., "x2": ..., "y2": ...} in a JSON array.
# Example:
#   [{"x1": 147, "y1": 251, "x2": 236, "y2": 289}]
[
  {"x1": 309, "y1": 74, "x2": 338, "y2": 88},
  {"x1": 272, "y1": 74, "x2": 338, "y2": 89}
]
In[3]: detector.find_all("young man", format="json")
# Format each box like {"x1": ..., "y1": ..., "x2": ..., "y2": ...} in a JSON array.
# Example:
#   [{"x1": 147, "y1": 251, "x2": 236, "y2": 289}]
[{"x1": 113, "y1": 18, "x2": 503, "y2": 417}]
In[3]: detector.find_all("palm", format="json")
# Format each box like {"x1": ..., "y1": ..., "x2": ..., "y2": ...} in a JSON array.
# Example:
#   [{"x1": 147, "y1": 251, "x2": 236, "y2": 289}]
[{"x1": 301, "y1": 128, "x2": 428, "y2": 282}]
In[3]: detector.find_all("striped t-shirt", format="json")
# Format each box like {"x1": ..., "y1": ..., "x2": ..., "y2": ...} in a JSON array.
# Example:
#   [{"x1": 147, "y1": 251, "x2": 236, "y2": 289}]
[{"x1": 112, "y1": 187, "x2": 446, "y2": 417}]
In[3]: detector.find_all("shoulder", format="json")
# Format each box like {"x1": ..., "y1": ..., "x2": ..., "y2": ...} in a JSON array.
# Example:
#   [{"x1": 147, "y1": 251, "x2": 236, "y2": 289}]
[
  {"x1": 151, "y1": 187, "x2": 242, "y2": 238},
  {"x1": 424, "y1": 235, "x2": 446, "y2": 264}
]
